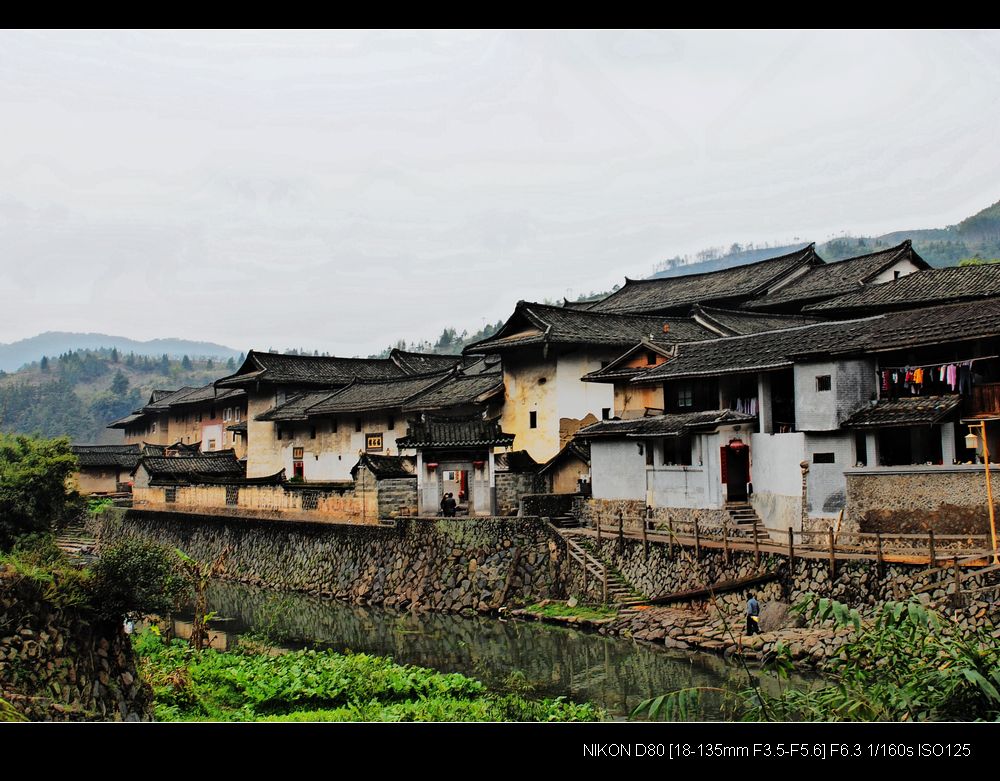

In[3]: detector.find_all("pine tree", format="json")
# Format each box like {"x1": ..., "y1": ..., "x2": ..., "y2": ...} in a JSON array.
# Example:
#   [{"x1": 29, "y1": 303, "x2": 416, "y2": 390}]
[
  {"x1": 160, "y1": 354, "x2": 171, "y2": 374},
  {"x1": 111, "y1": 370, "x2": 129, "y2": 396},
  {"x1": 181, "y1": 355, "x2": 193, "y2": 371},
  {"x1": 39, "y1": 356, "x2": 49, "y2": 373},
  {"x1": 226, "y1": 357, "x2": 236, "y2": 370},
  {"x1": 110, "y1": 347, "x2": 119, "y2": 363},
  {"x1": 206, "y1": 358, "x2": 214, "y2": 370}
]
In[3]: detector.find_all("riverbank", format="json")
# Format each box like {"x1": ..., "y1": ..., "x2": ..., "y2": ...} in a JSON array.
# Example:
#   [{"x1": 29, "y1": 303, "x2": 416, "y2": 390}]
[{"x1": 135, "y1": 629, "x2": 602, "y2": 722}]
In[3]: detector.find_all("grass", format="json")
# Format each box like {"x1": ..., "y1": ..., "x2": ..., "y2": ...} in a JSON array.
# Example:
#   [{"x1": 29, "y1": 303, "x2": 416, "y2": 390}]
[
  {"x1": 134, "y1": 630, "x2": 603, "y2": 722},
  {"x1": 522, "y1": 600, "x2": 618, "y2": 621}
]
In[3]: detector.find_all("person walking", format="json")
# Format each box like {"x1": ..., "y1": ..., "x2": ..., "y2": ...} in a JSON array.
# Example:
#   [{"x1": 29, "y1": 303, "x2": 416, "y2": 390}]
[{"x1": 746, "y1": 594, "x2": 761, "y2": 636}]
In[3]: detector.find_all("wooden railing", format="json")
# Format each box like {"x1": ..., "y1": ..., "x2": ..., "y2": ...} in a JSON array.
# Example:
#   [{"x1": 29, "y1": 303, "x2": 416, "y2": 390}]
[
  {"x1": 549, "y1": 522, "x2": 608, "y2": 603},
  {"x1": 970, "y1": 382, "x2": 1000, "y2": 417}
]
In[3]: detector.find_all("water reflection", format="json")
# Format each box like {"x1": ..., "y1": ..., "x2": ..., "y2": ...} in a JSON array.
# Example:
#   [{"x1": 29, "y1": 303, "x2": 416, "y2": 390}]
[{"x1": 168, "y1": 581, "x2": 808, "y2": 719}]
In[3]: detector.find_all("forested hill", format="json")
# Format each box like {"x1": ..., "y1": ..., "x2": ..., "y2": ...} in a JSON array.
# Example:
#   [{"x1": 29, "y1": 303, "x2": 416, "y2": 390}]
[
  {"x1": 0, "y1": 349, "x2": 243, "y2": 443},
  {"x1": 0, "y1": 332, "x2": 240, "y2": 373},
  {"x1": 651, "y1": 198, "x2": 1000, "y2": 279}
]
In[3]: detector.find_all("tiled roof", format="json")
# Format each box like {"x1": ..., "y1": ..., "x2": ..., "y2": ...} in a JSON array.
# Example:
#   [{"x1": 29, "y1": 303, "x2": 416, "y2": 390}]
[
  {"x1": 577, "y1": 410, "x2": 756, "y2": 439},
  {"x1": 226, "y1": 421, "x2": 247, "y2": 432},
  {"x1": 397, "y1": 416, "x2": 515, "y2": 449},
  {"x1": 805, "y1": 263, "x2": 1000, "y2": 314},
  {"x1": 255, "y1": 391, "x2": 338, "y2": 422},
  {"x1": 215, "y1": 350, "x2": 407, "y2": 388},
  {"x1": 587, "y1": 244, "x2": 820, "y2": 315},
  {"x1": 691, "y1": 305, "x2": 826, "y2": 336},
  {"x1": 148, "y1": 385, "x2": 245, "y2": 410},
  {"x1": 389, "y1": 349, "x2": 464, "y2": 374},
  {"x1": 744, "y1": 241, "x2": 929, "y2": 310},
  {"x1": 632, "y1": 298, "x2": 1000, "y2": 383},
  {"x1": 403, "y1": 372, "x2": 504, "y2": 412},
  {"x1": 351, "y1": 453, "x2": 416, "y2": 480},
  {"x1": 71, "y1": 444, "x2": 141, "y2": 470},
  {"x1": 580, "y1": 340, "x2": 677, "y2": 383},
  {"x1": 494, "y1": 450, "x2": 539, "y2": 472},
  {"x1": 842, "y1": 395, "x2": 961, "y2": 428},
  {"x1": 141, "y1": 441, "x2": 203, "y2": 456},
  {"x1": 538, "y1": 440, "x2": 591, "y2": 475},
  {"x1": 136, "y1": 451, "x2": 246, "y2": 484},
  {"x1": 463, "y1": 301, "x2": 714, "y2": 354},
  {"x1": 106, "y1": 412, "x2": 148, "y2": 429},
  {"x1": 306, "y1": 374, "x2": 451, "y2": 416}
]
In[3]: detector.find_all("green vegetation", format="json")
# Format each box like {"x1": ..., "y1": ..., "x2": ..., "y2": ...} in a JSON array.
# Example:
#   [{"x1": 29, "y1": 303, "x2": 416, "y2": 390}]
[
  {"x1": 88, "y1": 540, "x2": 190, "y2": 622},
  {"x1": 0, "y1": 348, "x2": 225, "y2": 441},
  {"x1": 523, "y1": 600, "x2": 618, "y2": 621},
  {"x1": 135, "y1": 631, "x2": 602, "y2": 722},
  {"x1": 633, "y1": 595, "x2": 1000, "y2": 722},
  {"x1": 0, "y1": 434, "x2": 82, "y2": 551}
]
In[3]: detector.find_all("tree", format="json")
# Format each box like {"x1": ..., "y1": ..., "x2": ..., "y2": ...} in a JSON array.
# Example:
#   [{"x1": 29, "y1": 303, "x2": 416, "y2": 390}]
[
  {"x1": 181, "y1": 355, "x2": 193, "y2": 371},
  {"x1": 238, "y1": 352, "x2": 246, "y2": 364},
  {"x1": 89, "y1": 540, "x2": 191, "y2": 622},
  {"x1": 110, "y1": 369, "x2": 129, "y2": 396},
  {"x1": 39, "y1": 356, "x2": 49, "y2": 373},
  {"x1": 0, "y1": 435, "x2": 82, "y2": 551},
  {"x1": 110, "y1": 347, "x2": 119, "y2": 363},
  {"x1": 159, "y1": 354, "x2": 171, "y2": 374},
  {"x1": 226, "y1": 357, "x2": 236, "y2": 370},
  {"x1": 206, "y1": 358, "x2": 214, "y2": 370}
]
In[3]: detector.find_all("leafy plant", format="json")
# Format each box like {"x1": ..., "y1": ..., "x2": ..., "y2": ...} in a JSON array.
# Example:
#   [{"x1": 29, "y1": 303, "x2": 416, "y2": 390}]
[{"x1": 88, "y1": 540, "x2": 190, "y2": 622}]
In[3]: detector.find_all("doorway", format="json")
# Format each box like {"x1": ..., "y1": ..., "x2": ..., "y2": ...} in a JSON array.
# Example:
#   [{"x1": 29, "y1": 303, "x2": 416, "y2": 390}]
[{"x1": 724, "y1": 440, "x2": 750, "y2": 502}]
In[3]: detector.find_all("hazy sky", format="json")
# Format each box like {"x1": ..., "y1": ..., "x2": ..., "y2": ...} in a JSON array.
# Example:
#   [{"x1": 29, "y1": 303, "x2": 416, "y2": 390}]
[{"x1": 2, "y1": 29, "x2": 1000, "y2": 355}]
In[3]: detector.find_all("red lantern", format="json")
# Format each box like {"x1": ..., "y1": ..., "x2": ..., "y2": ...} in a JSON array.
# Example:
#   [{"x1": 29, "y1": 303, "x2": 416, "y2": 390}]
[{"x1": 426, "y1": 462, "x2": 438, "y2": 470}]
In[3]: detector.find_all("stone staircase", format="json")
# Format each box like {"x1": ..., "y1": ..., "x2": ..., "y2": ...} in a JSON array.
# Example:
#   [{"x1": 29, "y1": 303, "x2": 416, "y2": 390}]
[
  {"x1": 566, "y1": 530, "x2": 647, "y2": 607},
  {"x1": 55, "y1": 522, "x2": 97, "y2": 564},
  {"x1": 550, "y1": 514, "x2": 581, "y2": 529},
  {"x1": 725, "y1": 501, "x2": 770, "y2": 544}
]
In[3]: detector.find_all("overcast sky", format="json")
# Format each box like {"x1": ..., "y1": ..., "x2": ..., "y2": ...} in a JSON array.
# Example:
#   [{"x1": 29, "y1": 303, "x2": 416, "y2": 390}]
[{"x1": 2, "y1": 29, "x2": 999, "y2": 356}]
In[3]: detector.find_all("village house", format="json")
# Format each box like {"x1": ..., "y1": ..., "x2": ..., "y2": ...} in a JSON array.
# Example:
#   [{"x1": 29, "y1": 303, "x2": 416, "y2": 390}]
[
  {"x1": 106, "y1": 384, "x2": 248, "y2": 458},
  {"x1": 70, "y1": 444, "x2": 141, "y2": 494},
  {"x1": 213, "y1": 349, "x2": 463, "y2": 478},
  {"x1": 577, "y1": 292, "x2": 1000, "y2": 539}
]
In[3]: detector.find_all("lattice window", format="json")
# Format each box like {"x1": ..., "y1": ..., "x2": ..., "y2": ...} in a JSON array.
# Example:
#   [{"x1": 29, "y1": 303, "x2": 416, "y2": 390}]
[
  {"x1": 226, "y1": 485, "x2": 239, "y2": 506},
  {"x1": 164, "y1": 487, "x2": 176, "y2": 503},
  {"x1": 302, "y1": 491, "x2": 319, "y2": 510}
]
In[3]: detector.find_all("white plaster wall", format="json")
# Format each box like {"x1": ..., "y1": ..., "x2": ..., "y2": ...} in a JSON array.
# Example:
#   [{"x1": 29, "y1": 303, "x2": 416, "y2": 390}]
[
  {"x1": 555, "y1": 350, "x2": 615, "y2": 428},
  {"x1": 648, "y1": 466, "x2": 713, "y2": 508},
  {"x1": 868, "y1": 257, "x2": 922, "y2": 284},
  {"x1": 590, "y1": 439, "x2": 647, "y2": 499},
  {"x1": 246, "y1": 391, "x2": 282, "y2": 477},
  {"x1": 750, "y1": 432, "x2": 805, "y2": 496},
  {"x1": 804, "y1": 431, "x2": 855, "y2": 517}
]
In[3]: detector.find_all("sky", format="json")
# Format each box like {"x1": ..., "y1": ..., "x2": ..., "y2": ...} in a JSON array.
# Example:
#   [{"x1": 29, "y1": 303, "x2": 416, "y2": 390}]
[{"x1": 2, "y1": 29, "x2": 1000, "y2": 356}]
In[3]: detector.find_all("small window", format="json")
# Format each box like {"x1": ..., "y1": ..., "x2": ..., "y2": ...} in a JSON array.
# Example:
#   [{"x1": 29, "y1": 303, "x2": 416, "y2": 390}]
[
  {"x1": 854, "y1": 430, "x2": 868, "y2": 467},
  {"x1": 293, "y1": 461, "x2": 304, "y2": 479},
  {"x1": 677, "y1": 383, "x2": 693, "y2": 408},
  {"x1": 355, "y1": 418, "x2": 362, "y2": 433},
  {"x1": 210, "y1": 407, "x2": 216, "y2": 419},
  {"x1": 529, "y1": 411, "x2": 537, "y2": 429},
  {"x1": 207, "y1": 439, "x2": 216, "y2": 450},
  {"x1": 893, "y1": 270, "x2": 901, "y2": 280},
  {"x1": 310, "y1": 426, "x2": 317, "y2": 439},
  {"x1": 645, "y1": 442, "x2": 654, "y2": 466},
  {"x1": 816, "y1": 375, "x2": 832, "y2": 392},
  {"x1": 366, "y1": 432, "x2": 384, "y2": 452},
  {"x1": 164, "y1": 486, "x2": 176, "y2": 503},
  {"x1": 538, "y1": 377, "x2": 547, "y2": 385},
  {"x1": 387, "y1": 415, "x2": 395, "y2": 431},
  {"x1": 331, "y1": 418, "x2": 338, "y2": 434},
  {"x1": 813, "y1": 452, "x2": 835, "y2": 464},
  {"x1": 293, "y1": 446, "x2": 305, "y2": 459},
  {"x1": 646, "y1": 351, "x2": 657, "y2": 365},
  {"x1": 235, "y1": 408, "x2": 241, "y2": 422},
  {"x1": 602, "y1": 407, "x2": 611, "y2": 420},
  {"x1": 223, "y1": 407, "x2": 231, "y2": 421},
  {"x1": 276, "y1": 428, "x2": 282, "y2": 440}
]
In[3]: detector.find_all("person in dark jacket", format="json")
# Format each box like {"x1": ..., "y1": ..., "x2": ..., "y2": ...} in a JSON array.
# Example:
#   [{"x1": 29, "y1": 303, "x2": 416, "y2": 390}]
[
  {"x1": 440, "y1": 493, "x2": 457, "y2": 517},
  {"x1": 746, "y1": 594, "x2": 761, "y2": 635}
]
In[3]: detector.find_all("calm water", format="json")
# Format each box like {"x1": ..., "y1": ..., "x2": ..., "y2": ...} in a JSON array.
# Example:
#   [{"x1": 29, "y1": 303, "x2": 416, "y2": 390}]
[{"x1": 170, "y1": 580, "x2": 808, "y2": 719}]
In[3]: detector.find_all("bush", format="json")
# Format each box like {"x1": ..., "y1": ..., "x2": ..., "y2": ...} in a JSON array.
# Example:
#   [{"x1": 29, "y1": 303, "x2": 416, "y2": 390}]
[
  {"x1": 88, "y1": 540, "x2": 190, "y2": 622},
  {"x1": 0, "y1": 434, "x2": 83, "y2": 551}
]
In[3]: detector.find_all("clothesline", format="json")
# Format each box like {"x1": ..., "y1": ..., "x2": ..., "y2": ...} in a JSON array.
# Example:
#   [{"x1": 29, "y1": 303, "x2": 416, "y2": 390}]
[{"x1": 877, "y1": 354, "x2": 999, "y2": 371}]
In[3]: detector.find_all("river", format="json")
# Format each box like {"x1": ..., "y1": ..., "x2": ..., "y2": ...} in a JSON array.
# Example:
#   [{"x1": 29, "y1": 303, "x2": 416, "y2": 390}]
[{"x1": 167, "y1": 580, "x2": 810, "y2": 720}]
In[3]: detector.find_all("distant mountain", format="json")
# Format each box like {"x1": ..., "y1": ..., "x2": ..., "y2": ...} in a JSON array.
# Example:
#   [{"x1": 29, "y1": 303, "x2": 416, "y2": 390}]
[
  {"x1": 649, "y1": 198, "x2": 1000, "y2": 280},
  {"x1": 0, "y1": 332, "x2": 240, "y2": 373}
]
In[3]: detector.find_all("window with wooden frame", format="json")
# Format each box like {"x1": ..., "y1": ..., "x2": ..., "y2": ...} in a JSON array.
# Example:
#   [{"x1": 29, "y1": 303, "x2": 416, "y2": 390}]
[{"x1": 366, "y1": 432, "x2": 384, "y2": 452}]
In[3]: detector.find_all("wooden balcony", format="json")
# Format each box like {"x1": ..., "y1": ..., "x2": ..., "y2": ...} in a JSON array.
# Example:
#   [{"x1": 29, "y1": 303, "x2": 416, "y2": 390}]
[{"x1": 970, "y1": 383, "x2": 1000, "y2": 417}]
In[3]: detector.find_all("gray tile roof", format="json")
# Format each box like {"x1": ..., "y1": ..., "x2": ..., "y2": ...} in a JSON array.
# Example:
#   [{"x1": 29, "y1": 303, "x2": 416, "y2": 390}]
[
  {"x1": 632, "y1": 297, "x2": 1000, "y2": 383},
  {"x1": 587, "y1": 244, "x2": 820, "y2": 314},
  {"x1": 805, "y1": 263, "x2": 1000, "y2": 314},
  {"x1": 389, "y1": 349, "x2": 465, "y2": 374},
  {"x1": 71, "y1": 444, "x2": 141, "y2": 469},
  {"x1": 577, "y1": 410, "x2": 756, "y2": 438},
  {"x1": 744, "y1": 240, "x2": 929, "y2": 310},
  {"x1": 403, "y1": 372, "x2": 504, "y2": 412},
  {"x1": 136, "y1": 451, "x2": 247, "y2": 484},
  {"x1": 305, "y1": 373, "x2": 451, "y2": 416},
  {"x1": 691, "y1": 305, "x2": 826, "y2": 336},
  {"x1": 106, "y1": 412, "x2": 148, "y2": 429},
  {"x1": 538, "y1": 440, "x2": 591, "y2": 475},
  {"x1": 351, "y1": 453, "x2": 416, "y2": 480},
  {"x1": 842, "y1": 395, "x2": 961, "y2": 428},
  {"x1": 494, "y1": 450, "x2": 539, "y2": 472},
  {"x1": 255, "y1": 391, "x2": 338, "y2": 422},
  {"x1": 463, "y1": 301, "x2": 714, "y2": 354},
  {"x1": 397, "y1": 416, "x2": 515, "y2": 449},
  {"x1": 215, "y1": 350, "x2": 407, "y2": 388}
]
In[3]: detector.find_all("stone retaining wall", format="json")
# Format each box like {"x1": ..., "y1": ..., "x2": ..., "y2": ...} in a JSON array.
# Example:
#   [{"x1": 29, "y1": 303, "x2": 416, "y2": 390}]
[
  {"x1": 576, "y1": 498, "x2": 729, "y2": 534},
  {"x1": 99, "y1": 509, "x2": 576, "y2": 613},
  {"x1": 0, "y1": 570, "x2": 151, "y2": 721}
]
